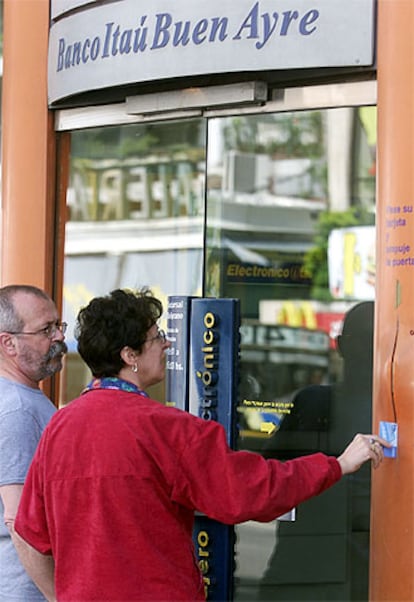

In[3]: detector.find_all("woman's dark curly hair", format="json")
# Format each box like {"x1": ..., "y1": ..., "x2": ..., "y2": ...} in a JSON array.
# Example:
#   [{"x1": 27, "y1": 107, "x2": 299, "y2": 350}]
[{"x1": 75, "y1": 288, "x2": 163, "y2": 377}]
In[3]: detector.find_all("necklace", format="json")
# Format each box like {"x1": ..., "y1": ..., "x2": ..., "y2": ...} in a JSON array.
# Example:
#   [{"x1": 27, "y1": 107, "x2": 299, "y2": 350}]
[{"x1": 82, "y1": 376, "x2": 149, "y2": 397}]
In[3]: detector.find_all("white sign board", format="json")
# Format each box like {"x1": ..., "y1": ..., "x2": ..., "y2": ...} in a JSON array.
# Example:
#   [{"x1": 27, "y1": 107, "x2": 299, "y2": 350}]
[
  {"x1": 328, "y1": 226, "x2": 376, "y2": 300},
  {"x1": 48, "y1": 0, "x2": 375, "y2": 105}
]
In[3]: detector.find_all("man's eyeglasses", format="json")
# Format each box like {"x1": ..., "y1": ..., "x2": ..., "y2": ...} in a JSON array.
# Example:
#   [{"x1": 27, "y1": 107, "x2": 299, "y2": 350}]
[
  {"x1": 146, "y1": 328, "x2": 167, "y2": 344},
  {"x1": 7, "y1": 321, "x2": 68, "y2": 339}
]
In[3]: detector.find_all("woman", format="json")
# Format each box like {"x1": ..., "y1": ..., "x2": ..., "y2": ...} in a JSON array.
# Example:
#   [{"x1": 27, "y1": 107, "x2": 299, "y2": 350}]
[{"x1": 14, "y1": 288, "x2": 387, "y2": 602}]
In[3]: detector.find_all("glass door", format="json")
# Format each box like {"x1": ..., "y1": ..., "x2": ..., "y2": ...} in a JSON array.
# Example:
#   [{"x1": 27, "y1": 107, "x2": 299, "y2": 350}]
[
  {"x1": 205, "y1": 104, "x2": 376, "y2": 601},
  {"x1": 57, "y1": 81, "x2": 377, "y2": 600}
]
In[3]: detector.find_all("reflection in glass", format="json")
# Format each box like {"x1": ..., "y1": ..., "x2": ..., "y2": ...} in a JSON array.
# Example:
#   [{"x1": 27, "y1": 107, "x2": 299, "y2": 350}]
[
  {"x1": 63, "y1": 119, "x2": 206, "y2": 403},
  {"x1": 68, "y1": 120, "x2": 205, "y2": 222},
  {"x1": 61, "y1": 100, "x2": 378, "y2": 599},
  {"x1": 205, "y1": 107, "x2": 376, "y2": 601}
]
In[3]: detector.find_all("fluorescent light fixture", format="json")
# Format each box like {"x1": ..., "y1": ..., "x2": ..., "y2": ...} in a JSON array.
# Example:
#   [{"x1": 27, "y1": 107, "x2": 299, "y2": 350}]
[{"x1": 126, "y1": 81, "x2": 267, "y2": 115}]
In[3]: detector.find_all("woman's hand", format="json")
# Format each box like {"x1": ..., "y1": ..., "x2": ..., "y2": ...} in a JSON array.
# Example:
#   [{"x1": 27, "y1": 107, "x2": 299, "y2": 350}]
[{"x1": 337, "y1": 433, "x2": 390, "y2": 474}]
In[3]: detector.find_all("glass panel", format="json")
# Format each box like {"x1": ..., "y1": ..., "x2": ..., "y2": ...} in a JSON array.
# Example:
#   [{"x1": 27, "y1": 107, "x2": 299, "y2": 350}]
[
  {"x1": 62, "y1": 119, "x2": 206, "y2": 404},
  {"x1": 205, "y1": 106, "x2": 376, "y2": 601}
]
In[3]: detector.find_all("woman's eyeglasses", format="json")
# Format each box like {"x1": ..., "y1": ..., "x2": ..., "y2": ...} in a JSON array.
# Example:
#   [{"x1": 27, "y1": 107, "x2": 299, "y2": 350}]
[{"x1": 146, "y1": 328, "x2": 167, "y2": 344}]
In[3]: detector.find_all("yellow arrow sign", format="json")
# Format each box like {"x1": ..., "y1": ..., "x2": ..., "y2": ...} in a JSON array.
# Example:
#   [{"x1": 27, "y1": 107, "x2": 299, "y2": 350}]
[{"x1": 260, "y1": 422, "x2": 277, "y2": 436}]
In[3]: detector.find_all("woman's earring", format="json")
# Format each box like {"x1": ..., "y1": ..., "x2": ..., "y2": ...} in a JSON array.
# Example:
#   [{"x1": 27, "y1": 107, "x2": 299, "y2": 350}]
[{"x1": 132, "y1": 363, "x2": 138, "y2": 373}]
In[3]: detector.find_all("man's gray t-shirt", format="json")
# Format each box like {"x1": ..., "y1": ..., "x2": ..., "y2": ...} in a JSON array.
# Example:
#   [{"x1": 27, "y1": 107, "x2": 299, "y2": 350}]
[{"x1": 0, "y1": 377, "x2": 56, "y2": 601}]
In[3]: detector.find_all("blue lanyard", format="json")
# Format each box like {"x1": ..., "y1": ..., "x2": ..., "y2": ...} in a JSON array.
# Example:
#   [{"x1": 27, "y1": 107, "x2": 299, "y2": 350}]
[{"x1": 82, "y1": 377, "x2": 149, "y2": 397}]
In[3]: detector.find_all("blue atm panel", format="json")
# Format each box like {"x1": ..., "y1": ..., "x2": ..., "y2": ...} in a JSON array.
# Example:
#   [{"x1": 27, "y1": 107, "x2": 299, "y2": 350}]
[
  {"x1": 189, "y1": 298, "x2": 240, "y2": 600},
  {"x1": 188, "y1": 297, "x2": 240, "y2": 447}
]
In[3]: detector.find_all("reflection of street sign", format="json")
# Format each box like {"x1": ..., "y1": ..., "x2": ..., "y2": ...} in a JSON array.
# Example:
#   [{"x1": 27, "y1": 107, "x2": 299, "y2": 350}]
[
  {"x1": 259, "y1": 300, "x2": 351, "y2": 349},
  {"x1": 240, "y1": 322, "x2": 329, "y2": 352},
  {"x1": 225, "y1": 260, "x2": 312, "y2": 286}
]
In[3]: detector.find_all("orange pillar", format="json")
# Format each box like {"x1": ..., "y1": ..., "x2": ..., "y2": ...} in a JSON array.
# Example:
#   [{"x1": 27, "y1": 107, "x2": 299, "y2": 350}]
[
  {"x1": 371, "y1": 1, "x2": 414, "y2": 600},
  {"x1": 1, "y1": 0, "x2": 56, "y2": 293}
]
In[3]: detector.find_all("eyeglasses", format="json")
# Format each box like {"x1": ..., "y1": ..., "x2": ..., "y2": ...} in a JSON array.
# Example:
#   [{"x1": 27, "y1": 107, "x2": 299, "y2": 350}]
[
  {"x1": 7, "y1": 321, "x2": 68, "y2": 339},
  {"x1": 146, "y1": 328, "x2": 167, "y2": 344}
]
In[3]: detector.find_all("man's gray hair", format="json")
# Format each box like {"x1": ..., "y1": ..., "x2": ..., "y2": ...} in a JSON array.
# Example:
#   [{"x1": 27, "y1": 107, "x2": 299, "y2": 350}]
[{"x1": 0, "y1": 285, "x2": 51, "y2": 333}]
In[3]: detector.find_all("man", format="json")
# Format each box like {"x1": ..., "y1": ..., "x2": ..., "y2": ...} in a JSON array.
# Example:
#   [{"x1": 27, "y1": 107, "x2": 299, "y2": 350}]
[{"x1": 0, "y1": 285, "x2": 67, "y2": 602}]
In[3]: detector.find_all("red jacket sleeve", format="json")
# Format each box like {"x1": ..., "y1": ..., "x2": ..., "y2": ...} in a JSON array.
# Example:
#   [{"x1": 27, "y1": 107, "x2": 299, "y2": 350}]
[
  {"x1": 172, "y1": 419, "x2": 342, "y2": 524},
  {"x1": 14, "y1": 434, "x2": 52, "y2": 555}
]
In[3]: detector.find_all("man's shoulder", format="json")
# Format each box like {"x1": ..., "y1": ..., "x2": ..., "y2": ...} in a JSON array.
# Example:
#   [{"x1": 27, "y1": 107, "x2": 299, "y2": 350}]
[
  {"x1": 0, "y1": 377, "x2": 25, "y2": 413},
  {"x1": 0, "y1": 377, "x2": 55, "y2": 418}
]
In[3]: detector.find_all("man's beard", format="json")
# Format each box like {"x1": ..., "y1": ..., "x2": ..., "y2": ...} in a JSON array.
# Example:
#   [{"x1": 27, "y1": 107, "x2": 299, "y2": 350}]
[{"x1": 39, "y1": 341, "x2": 68, "y2": 379}]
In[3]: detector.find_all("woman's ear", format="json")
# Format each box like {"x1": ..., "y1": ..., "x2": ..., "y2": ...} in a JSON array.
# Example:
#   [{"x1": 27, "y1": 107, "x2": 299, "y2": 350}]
[{"x1": 120, "y1": 346, "x2": 138, "y2": 368}]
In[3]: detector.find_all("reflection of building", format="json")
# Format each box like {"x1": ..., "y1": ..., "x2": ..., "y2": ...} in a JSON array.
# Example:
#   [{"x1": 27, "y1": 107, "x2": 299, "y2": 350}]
[
  {"x1": 222, "y1": 151, "x2": 326, "y2": 198},
  {"x1": 63, "y1": 217, "x2": 204, "y2": 351},
  {"x1": 68, "y1": 155, "x2": 204, "y2": 222}
]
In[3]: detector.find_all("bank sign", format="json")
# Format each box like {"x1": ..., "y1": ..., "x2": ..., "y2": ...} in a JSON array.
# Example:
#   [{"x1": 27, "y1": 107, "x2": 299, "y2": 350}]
[{"x1": 48, "y1": 0, "x2": 375, "y2": 105}]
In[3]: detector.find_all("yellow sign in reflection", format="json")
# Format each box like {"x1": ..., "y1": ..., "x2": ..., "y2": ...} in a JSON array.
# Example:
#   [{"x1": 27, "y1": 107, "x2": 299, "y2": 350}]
[{"x1": 260, "y1": 422, "x2": 277, "y2": 435}]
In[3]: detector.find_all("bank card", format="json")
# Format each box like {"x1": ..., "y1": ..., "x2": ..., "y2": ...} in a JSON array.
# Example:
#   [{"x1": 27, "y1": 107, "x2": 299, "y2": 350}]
[{"x1": 379, "y1": 420, "x2": 398, "y2": 458}]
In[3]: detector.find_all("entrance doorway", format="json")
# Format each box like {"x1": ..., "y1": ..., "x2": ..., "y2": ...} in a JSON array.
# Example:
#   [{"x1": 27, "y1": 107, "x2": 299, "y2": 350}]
[{"x1": 58, "y1": 81, "x2": 377, "y2": 600}]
